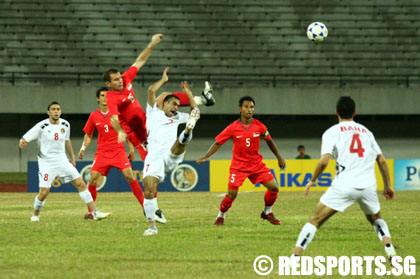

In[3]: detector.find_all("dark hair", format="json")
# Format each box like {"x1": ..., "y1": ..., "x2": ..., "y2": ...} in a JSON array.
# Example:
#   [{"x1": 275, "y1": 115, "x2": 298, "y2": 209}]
[
  {"x1": 96, "y1": 87, "x2": 109, "y2": 99},
  {"x1": 336, "y1": 96, "x2": 355, "y2": 119},
  {"x1": 47, "y1": 101, "x2": 60, "y2": 110},
  {"x1": 102, "y1": 68, "x2": 120, "y2": 82},
  {"x1": 239, "y1": 96, "x2": 255, "y2": 107},
  {"x1": 297, "y1": 145, "x2": 305, "y2": 150},
  {"x1": 163, "y1": 94, "x2": 180, "y2": 103}
]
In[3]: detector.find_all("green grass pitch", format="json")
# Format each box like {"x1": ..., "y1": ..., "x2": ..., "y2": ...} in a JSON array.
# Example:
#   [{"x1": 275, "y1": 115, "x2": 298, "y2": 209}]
[{"x1": 0, "y1": 191, "x2": 418, "y2": 279}]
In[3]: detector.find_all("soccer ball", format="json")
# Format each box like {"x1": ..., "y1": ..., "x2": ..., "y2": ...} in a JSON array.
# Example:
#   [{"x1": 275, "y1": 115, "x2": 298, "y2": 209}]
[{"x1": 307, "y1": 22, "x2": 328, "y2": 43}]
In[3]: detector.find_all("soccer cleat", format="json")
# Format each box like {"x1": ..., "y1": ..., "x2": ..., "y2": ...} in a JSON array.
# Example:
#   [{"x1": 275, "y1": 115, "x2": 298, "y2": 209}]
[
  {"x1": 155, "y1": 209, "x2": 167, "y2": 224},
  {"x1": 385, "y1": 244, "x2": 396, "y2": 264},
  {"x1": 93, "y1": 211, "x2": 110, "y2": 221},
  {"x1": 214, "y1": 217, "x2": 224, "y2": 226},
  {"x1": 143, "y1": 227, "x2": 158, "y2": 236},
  {"x1": 201, "y1": 81, "x2": 215, "y2": 106},
  {"x1": 84, "y1": 213, "x2": 93, "y2": 220},
  {"x1": 261, "y1": 211, "x2": 281, "y2": 225},
  {"x1": 31, "y1": 215, "x2": 40, "y2": 222},
  {"x1": 186, "y1": 108, "x2": 200, "y2": 131}
]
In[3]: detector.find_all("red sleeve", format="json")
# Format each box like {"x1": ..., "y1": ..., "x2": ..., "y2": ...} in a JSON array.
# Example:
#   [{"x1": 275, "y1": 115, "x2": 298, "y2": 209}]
[
  {"x1": 83, "y1": 113, "x2": 95, "y2": 135},
  {"x1": 260, "y1": 122, "x2": 272, "y2": 141},
  {"x1": 122, "y1": 66, "x2": 138, "y2": 84},
  {"x1": 215, "y1": 124, "x2": 233, "y2": 144},
  {"x1": 106, "y1": 93, "x2": 120, "y2": 116}
]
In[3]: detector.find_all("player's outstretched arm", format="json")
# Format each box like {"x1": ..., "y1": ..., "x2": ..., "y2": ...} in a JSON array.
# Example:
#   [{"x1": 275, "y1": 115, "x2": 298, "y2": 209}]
[
  {"x1": 181, "y1": 81, "x2": 197, "y2": 110},
  {"x1": 305, "y1": 154, "x2": 330, "y2": 196},
  {"x1": 132, "y1": 34, "x2": 163, "y2": 70},
  {"x1": 197, "y1": 142, "x2": 222, "y2": 164},
  {"x1": 265, "y1": 138, "x2": 286, "y2": 169},
  {"x1": 78, "y1": 133, "x2": 92, "y2": 159},
  {"x1": 65, "y1": 140, "x2": 76, "y2": 167},
  {"x1": 376, "y1": 154, "x2": 394, "y2": 200},
  {"x1": 148, "y1": 67, "x2": 169, "y2": 107}
]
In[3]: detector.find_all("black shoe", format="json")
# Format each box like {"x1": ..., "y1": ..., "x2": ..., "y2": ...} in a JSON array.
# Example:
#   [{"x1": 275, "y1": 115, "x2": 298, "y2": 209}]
[{"x1": 155, "y1": 209, "x2": 167, "y2": 224}]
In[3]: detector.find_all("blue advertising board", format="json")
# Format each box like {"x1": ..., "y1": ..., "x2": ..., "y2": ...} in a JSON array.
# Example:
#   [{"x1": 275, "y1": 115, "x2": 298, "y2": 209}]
[
  {"x1": 27, "y1": 161, "x2": 209, "y2": 193},
  {"x1": 394, "y1": 159, "x2": 420, "y2": 190}
]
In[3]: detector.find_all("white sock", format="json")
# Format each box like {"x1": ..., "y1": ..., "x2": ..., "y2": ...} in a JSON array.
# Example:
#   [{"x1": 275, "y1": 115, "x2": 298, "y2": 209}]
[
  {"x1": 153, "y1": 198, "x2": 159, "y2": 211},
  {"x1": 144, "y1": 198, "x2": 157, "y2": 223},
  {"x1": 296, "y1": 223, "x2": 317, "y2": 250},
  {"x1": 264, "y1": 206, "x2": 272, "y2": 215},
  {"x1": 194, "y1": 96, "x2": 204, "y2": 106},
  {"x1": 373, "y1": 219, "x2": 391, "y2": 241},
  {"x1": 79, "y1": 189, "x2": 93, "y2": 203},
  {"x1": 178, "y1": 130, "x2": 193, "y2": 144},
  {"x1": 34, "y1": 197, "x2": 46, "y2": 211},
  {"x1": 217, "y1": 211, "x2": 226, "y2": 218}
]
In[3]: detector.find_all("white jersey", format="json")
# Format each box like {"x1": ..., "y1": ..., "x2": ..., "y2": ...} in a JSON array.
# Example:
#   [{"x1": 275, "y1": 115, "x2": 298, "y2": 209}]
[
  {"x1": 146, "y1": 103, "x2": 189, "y2": 153},
  {"x1": 22, "y1": 118, "x2": 71, "y2": 163},
  {"x1": 321, "y1": 121, "x2": 382, "y2": 189}
]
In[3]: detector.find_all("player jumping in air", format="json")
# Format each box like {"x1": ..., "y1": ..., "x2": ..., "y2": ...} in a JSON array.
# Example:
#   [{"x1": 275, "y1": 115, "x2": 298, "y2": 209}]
[
  {"x1": 103, "y1": 34, "x2": 215, "y2": 160},
  {"x1": 142, "y1": 68, "x2": 200, "y2": 236},
  {"x1": 19, "y1": 102, "x2": 110, "y2": 222},
  {"x1": 78, "y1": 88, "x2": 145, "y2": 220},
  {"x1": 197, "y1": 96, "x2": 286, "y2": 226},
  {"x1": 291, "y1": 96, "x2": 396, "y2": 263}
]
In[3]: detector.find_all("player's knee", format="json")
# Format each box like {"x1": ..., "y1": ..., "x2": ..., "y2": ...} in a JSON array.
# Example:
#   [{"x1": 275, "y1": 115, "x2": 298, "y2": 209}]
[
  {"x1": 124, "y1": 173, "x2": 135, "y2": 183},
  {"x1": 228, "y1": 191, "x2": 238, "y2": 200},
  {"x1": 89, "y1": 172, "x2": 99, "y2": 185}
]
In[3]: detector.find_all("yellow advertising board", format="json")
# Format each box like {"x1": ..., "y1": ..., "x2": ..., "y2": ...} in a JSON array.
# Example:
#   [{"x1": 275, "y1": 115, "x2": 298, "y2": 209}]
[{"x1": 210, "y1": 159, "x2": 394, "y2": 192}]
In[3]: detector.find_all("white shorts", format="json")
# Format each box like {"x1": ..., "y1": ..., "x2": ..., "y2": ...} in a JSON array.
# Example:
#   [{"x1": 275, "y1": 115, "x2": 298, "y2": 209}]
[
  {"x1": 143, "y1": 150, "x2": 185, "y2": 182},
  {"x1": 38, "y1": 161, "x2": 81, "y2": 188},
  {"x1": 320, "y1": 185, "x2": 380, "y2": 214}
]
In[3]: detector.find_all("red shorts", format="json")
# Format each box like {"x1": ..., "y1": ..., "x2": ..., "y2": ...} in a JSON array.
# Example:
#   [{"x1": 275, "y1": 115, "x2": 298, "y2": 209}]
[
  {"x1": 228, "y1": 162, "x2": 274, "y2": 191},
  {"x1": 91, "y1": 150, "x2": 131, "y2": 176}
]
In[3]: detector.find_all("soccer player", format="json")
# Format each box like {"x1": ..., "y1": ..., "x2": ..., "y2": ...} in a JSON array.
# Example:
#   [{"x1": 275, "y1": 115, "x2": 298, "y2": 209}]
[
  {"x1": 19, "y1": 102, "x2": 110, "y2": 222},
  {"x1": 142, "y1": 68, "x2": 200, "y2": 236},
  {"x1": 291, "y1": 96, "x2": 396, "y2": 262},
  {"x1": 197, "y1": 96, "x2": 286, "y2": 226},
  {"x1": 103, "y1": 34, "x2": 215, "y2": 160},
  {"x1": 78, "y1": 87, "x2": 145, "y2": 220}
]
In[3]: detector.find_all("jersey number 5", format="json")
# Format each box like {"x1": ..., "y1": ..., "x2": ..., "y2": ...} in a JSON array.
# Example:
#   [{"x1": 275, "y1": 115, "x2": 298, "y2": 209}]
[{"x1": 350, "y1": 134, "x2": 365, "y2": 157}]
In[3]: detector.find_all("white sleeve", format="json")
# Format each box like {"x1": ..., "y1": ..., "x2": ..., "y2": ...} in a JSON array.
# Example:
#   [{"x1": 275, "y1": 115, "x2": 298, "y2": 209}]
[
  {"x1": 146, "y1": 102, "x2": 158, "y2": 116},
  {"x1": 178, "y1": 112, "x2": 190, "y2": 124},
  {"x1": 22, "y1": 122, "x2": 41, "y2": 143},
  {"x1": 65, "y1": 123, "x2": 70, "y2": 140},
  {"x1": 321, "y1": 128, "x2": 336, "y2": 155},
  {"x1": 369, "y1": 132, "x2": 382, "y2": 155}
]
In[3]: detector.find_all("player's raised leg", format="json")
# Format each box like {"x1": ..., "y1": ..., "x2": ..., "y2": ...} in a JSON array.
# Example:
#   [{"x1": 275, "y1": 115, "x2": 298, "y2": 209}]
[
  {"x1": 71, "y1": 177, "x2": 110, "y2": 221},
  {"x1": 293, "y1": 202, "x2": 336, "y2": 256},
  {"x1": 261, "y1": 179, "x2": 281, "y2": 225},
  {"x1": 31, "y1": 187, "x2": 50, "y2": 222}
]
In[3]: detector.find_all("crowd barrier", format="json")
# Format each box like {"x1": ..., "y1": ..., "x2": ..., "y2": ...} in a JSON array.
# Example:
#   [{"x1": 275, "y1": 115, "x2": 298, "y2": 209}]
[{"x1": 27, "y1": 159, "x2": 419, "y2": 192}]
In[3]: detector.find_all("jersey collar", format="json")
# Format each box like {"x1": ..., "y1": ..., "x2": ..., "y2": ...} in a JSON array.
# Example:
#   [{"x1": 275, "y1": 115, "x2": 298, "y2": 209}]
[{"x1": 239, "y1": 118, "x2": 254, "y2": 130}]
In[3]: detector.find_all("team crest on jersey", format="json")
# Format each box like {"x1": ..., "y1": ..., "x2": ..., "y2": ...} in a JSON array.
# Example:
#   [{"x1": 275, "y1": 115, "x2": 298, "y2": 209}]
[
  {"x1": 170, "y1": 164, "x2": 198, "y2": 192},
  {"x1": 253, "y1": 132, "x2": 260, "y2": 137},
  {"x1": 61, "y1": 128, "x2": 65, "y2": 134}
]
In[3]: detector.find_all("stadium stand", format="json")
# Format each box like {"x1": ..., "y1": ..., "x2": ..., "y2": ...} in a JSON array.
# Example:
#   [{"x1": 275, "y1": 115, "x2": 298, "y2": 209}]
[{"x1": 0, "y1": 0, "x2": 419, "y2": 87}]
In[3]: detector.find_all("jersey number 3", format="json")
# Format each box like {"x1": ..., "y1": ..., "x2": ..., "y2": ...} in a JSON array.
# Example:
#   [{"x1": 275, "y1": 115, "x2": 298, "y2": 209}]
[{"x1": 350, "y1": 134, "x2": 365, "y2": 157}]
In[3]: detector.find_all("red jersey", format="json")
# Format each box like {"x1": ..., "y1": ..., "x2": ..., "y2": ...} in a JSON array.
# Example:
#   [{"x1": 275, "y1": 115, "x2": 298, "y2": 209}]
[
  {"x1": 83, "y1": 110, "x2": 125, "y2": 154},
  {"x1": 215, "y1": 118, "x2": 271, "y2": 171},
  {"x1": 106, "y1": 66, "x2": 146, "y2": 127}
]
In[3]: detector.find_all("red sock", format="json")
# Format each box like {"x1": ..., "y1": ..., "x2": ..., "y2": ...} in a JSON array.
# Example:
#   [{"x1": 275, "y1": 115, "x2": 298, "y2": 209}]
[
  {"x1": 172, "y1": 92, "x2": 191, "y2": 107},
  {"x1": 264, "y1": 190, "x2": 278, "y2": 206},
  {"x1": 136, "y1": 143, "x2": 148, "y2": 161},
  {"x1": 154, "y1": 191, "x2": 158, "y2": 198},
  {"x1": 220, "y1": 194, "x2": 235, "y2": 213},
  {"x1": 129, "y1": 180, "x2": 144, "y2": 208},
  {"x1": 88, "y1": 184, "x2": 97, "y2": 212}
]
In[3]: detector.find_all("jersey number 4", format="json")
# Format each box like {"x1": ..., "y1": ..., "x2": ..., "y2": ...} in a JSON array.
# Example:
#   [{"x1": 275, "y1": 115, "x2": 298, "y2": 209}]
[{"x1": 350, "y1": 134, "x2": 365, "y2": 157}]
